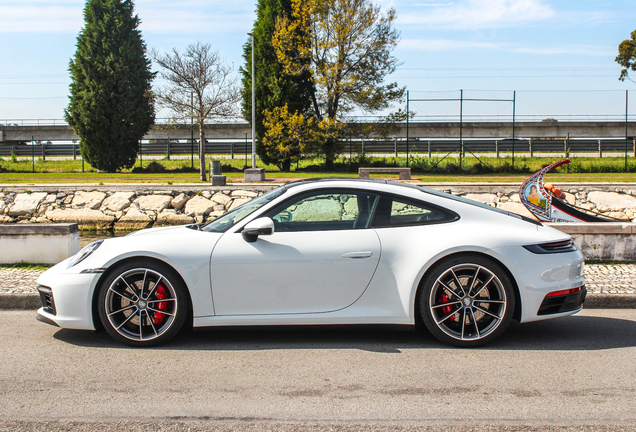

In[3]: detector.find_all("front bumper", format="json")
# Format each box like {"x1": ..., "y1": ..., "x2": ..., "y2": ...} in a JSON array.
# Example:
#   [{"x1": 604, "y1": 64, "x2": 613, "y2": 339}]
[{"x1": 35, "y1": 265, "x2": 101, "y2": 330}]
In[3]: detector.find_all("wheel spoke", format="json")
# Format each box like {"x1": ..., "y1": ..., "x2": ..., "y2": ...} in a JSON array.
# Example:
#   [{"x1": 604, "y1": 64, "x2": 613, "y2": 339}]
[
  {"x1": 108, "y1": 286, "x2": 136, "y2": 303},
  {"x1": 435, "y1": 308, "x2": 460, "y2": 325},
  {"x1": 450, "y1": 268, "x2": 467, "y2": 297},
  {"x1": 467, "y1": 266, "x2": 481, "y2": 297},
  {"x1": 147, "y1": 298, "x2": 176, "y2": 304},
  {"x1": 476, "y1": 299, "x2": 505, "y2": 304},
  {"x1": 118, "y1": 276, "x2": 139, "y2": 301},
  {"x1": 147, "y1": 306, "x2": 175, "y2": 317},
  {"x1": 472, "y1": 274, "x2": 495, "y2": 298},
  {"x1": 473, "y1": 304, "x2": 503, "y2": 320},
  {"x1": 138, "y1": 310, "x2": 144, "y2": 340},
  {"x1": 108, "y1": 304, "x2": 136, "y2": 317},
  {"x1": 115, "y1": 308, "x2": 138, "y2": 330},
  {"x1": 460, "y1": 308, "x2": 467, "y2": 339},
  {"x1": 145, "y1": 310, "x2": 158, "y2": 337},
  {"x1": 439, "y1": 280, "x2": 462, "y2": 300},
  {"x1": 145, "y1": 276, "x2": 163, "y2": 300},
  {"x1": 431, "y1": 300, "x2": 463, "y2": 310},
  {"x1": 140, "y1": 270, "x2": 149, "y2": 299},
  {"x1": 468, "y1": 308, "x2": 481, "y2": 339}
]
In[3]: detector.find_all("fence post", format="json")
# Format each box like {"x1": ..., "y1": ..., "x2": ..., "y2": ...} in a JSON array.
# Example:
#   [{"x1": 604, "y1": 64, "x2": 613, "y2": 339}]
[
  {"x1": 496, "y1": 140, "x2": 499, "y2": 158},
  {"x1": 428, "y1": 140, "x2": 431, "y2": 158},
  {"x1": 73, "y1": 143, "x2": 76, "y2": 161},
  {"x1": 528, "y1": 139, "x2": 532, "y2": 158},
  {"x1": 42, "y1": 143, "x2": 46, "y2": 162},
  {"x1": 231, "y1": 142, "x2": 234, "y2": 159},
  {"x1": 394, "y1": 139, "x2": 397, "y2": 157},
  {"x1": 406, "y1": 90, "x2": 410, "y2": 167},
  {"x1": 599, "y1": 139, "x2": 602, "y2": 158},
  {"x1": 633, "y1": 138, "x2": 635, "y2": 158},
  {"x1": 564, "y1": 134, "x2": 568, "y2": 158},
  {"x1": 167, "y1": 141, "x2": 171, "y2": 160}
]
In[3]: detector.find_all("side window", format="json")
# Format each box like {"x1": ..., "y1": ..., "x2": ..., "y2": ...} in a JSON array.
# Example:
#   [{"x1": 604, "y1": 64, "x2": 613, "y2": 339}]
[
  {"x1": 266, "y1": 190, "x2": 379, "y2": 232},
  {"x1": 372, "y1": 195, "x2": 457, "y2": 228}
]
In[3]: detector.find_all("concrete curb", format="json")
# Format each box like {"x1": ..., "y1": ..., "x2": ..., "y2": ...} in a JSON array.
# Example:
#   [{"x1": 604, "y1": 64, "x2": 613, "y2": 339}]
[
  {"x1": 1, "y1": 293, "x2": 635, "y2": 311},
  {"x1": 0, "y1": 294, "x2": 41, "y2": 310}
]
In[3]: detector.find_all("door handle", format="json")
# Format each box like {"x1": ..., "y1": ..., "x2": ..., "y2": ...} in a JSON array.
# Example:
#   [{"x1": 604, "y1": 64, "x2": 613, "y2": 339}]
[{"x1": 342, "y1": 251, "x2": 373, "y2": 259}]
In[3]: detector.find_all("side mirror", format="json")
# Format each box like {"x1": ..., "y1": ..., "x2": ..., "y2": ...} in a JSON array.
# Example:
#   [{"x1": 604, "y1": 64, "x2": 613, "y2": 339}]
[{"x1": 241, "y1": 217, "x2": 275, "y2": 243}]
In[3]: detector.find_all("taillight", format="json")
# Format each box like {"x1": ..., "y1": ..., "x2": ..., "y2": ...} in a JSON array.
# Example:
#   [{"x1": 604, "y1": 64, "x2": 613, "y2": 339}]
[
  {"x1": 523, "y1": 239, "x2": 577, "y2": 254},
  {"x1": 546, "y1": 287, "x2": 582, "y2": 298}
]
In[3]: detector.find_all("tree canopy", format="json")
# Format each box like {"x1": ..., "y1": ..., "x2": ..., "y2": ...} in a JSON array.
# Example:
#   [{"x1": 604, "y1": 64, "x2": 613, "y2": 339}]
[
  {"x1": 617, "y1": 29, "x2": 636, "y2": 82},
  {"x1": 66, "y1": 0, "x2": 155, "y2": 173},
  {"x1": 153, "y1": 42, "x2": 240, "y2": 181},
  {"x1": 241, "y1": 0, "x2": 314, "y2": 171},
  {"x1": 273, "y1": 0, "x2": 404, "y2": 170}
]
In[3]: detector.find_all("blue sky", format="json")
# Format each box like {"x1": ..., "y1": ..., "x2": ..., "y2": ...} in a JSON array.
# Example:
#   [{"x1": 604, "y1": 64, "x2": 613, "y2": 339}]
[{"x1": 0, "y1": 0, "x2": 635, "y2": 121}]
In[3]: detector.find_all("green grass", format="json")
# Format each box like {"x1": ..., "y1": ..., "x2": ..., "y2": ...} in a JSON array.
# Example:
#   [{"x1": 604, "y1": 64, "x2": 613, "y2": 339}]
[
  {"x1": 1, "y1": 262, "x2": 52, "y2": 270},
  {"x1": 1, "y1": 154, "x2": 636, "y2": 183}
]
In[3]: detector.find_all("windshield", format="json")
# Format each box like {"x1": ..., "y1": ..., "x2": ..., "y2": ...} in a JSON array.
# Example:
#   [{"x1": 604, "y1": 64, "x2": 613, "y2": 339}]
[{"x1": 202, "y1": 187, "x2": 287, "y2": 232}]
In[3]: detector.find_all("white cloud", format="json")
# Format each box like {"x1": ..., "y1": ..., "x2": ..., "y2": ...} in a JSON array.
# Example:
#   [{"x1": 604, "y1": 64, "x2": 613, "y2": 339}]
[
  {"x1": 398, "y1": 0, "x2": 555, "y2": 29},
  {"x1": 0, "y1": 0, "x2": 255, "y2": 34},
  {"x1": 399, "y1": 38, "x2": 506, "y2": 51},
  {"x1": 399, "y1": 38, "x2": 611, "y2": 56},
  {"x1": 0, "y1": 5, "x2": 83, "y2": 33}
]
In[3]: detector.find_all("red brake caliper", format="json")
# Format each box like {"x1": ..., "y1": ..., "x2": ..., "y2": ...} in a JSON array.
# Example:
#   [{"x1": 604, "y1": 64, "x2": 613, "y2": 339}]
[
  {"x1": 440, "y1": 292, "x2": 455, "y2": 321},
  {"x1": 153, "y1": 284, "x2": 168, "y2": 325}
]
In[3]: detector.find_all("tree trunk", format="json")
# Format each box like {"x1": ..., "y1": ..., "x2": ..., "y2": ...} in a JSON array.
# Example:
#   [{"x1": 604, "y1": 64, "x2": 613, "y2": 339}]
[
  {"x1": 324, "y1": 137, "x2": 335, "y2": 171},
  {"x1": 324, "y1": 157, "x2": 334, "y2": 171},
  {"x1": 199, "y1": 123, "x2": 207, "y2": 181},
  {"x1": 281, "y1": 158, "x2": 291, "y2": 172}
]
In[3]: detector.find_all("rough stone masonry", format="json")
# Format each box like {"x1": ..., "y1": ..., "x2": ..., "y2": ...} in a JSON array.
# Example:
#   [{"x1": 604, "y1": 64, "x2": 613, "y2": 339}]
[{"x1": 1, "y1": 183, "x2": 636, "y2": 229}]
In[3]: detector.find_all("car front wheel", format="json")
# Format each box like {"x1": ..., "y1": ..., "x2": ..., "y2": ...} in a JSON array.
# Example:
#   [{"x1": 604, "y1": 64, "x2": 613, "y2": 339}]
[
  {"x1": 419, "y1": 255, "x2": 515, "y2": 347},
  {"x1": 97, "y1": 260, "x2": 189, "y2": 347}
]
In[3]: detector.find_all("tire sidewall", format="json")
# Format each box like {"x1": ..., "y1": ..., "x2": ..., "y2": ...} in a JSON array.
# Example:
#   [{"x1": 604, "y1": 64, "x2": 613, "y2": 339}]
[
  {"x1": 97, "y1": 259, "x2": 190, "y2": 347},
  {"x1": 419, "y1": 254, "x2": 515, "y2": 348}
]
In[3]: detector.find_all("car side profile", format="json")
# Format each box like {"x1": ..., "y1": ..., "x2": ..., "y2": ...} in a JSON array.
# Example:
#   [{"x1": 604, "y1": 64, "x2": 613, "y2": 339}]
[{"x1": 36, "y1": 178, "x2": 586, "y2": 347}]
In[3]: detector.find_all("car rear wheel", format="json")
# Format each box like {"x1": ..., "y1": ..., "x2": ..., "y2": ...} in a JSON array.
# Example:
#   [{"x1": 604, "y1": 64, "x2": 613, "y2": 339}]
[
  {"x1": 419, "y1": 255, "x2": 515, "y2": 347},
  {"x1": 97, "y1": 260, "x2": 189, "y2": 347}
]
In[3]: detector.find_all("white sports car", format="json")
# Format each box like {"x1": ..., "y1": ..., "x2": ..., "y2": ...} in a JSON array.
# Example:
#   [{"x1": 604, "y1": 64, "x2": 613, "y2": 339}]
[{"x1": 36, "y1": 178, "x2": 586, "y2": 347}]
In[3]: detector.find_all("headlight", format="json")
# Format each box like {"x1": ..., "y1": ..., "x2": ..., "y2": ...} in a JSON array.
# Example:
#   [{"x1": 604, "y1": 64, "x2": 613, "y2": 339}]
[{"x1": 67, "y1": 240, "x2": 103, "y2": 268}]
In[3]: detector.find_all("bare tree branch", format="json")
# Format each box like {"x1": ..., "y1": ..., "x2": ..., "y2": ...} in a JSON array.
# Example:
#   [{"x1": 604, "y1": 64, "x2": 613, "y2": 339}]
[{"x1": 152, "y1": 42, "x2": 241, "y2": 180}]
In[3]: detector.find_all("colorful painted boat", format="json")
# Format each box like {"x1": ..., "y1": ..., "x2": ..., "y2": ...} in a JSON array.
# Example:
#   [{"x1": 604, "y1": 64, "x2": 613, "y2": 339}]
[{"x1": 519, "y1": 159, "x2": 613, "y2": 222}]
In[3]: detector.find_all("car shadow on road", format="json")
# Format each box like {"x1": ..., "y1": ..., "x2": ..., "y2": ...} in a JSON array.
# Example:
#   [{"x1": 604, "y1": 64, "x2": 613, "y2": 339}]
[{"x1": 53, "y1": 314, "x2": 636, "y2": 352}]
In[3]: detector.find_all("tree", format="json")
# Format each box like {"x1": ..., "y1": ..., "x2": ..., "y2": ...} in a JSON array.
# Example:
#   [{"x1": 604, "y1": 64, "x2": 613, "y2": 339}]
[
  {"x1": 153, "y1": 42, "x2": 240, "y2": 181},
  {"x1": 617, "y1": 30, "x2": 636, "y2": 82},
  {"x1": 66, "y1": 0, "x2": 155, "y2": 173},
  {"x1": 241, "y1": 0, "x2": 314, "y2": 171},
  {"x1": 273, "y1": 0, "x2": 404, "y2": 170},
  {"x1": 261, "y1": 104, "x2": 316, "y2": 170}
]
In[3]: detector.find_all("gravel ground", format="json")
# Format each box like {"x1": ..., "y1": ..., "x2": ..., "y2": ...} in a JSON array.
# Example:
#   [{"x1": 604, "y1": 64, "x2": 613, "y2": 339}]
[{"x1": 1, "y1": 264, "x2": 635, "y2": 295}]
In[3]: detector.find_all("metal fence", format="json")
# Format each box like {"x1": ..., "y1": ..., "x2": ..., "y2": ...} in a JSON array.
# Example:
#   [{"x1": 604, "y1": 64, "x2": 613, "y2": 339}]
[{"x1": 2, "y1": 138, "x2": 636, "y2": 160}]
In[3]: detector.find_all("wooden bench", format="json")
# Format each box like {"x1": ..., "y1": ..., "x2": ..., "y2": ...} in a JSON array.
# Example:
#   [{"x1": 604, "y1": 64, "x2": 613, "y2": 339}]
[{"x1": 358, "y1": 167, "x2": 411, "y2": 180}]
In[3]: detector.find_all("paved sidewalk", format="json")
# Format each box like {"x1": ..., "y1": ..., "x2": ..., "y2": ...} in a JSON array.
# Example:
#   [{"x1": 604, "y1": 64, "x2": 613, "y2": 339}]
[{"x1": 1, "y1": 264, "x2": 636, "y2": 310}]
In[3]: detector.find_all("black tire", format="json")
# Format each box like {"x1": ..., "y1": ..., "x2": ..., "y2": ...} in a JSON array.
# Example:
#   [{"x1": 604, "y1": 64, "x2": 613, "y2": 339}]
[
  {"x1": 419, "y1": 255, "x2": 515, "y2": 347},
  {"x1": 97, "y1": 260, "x2": 190, "y2": 347}
]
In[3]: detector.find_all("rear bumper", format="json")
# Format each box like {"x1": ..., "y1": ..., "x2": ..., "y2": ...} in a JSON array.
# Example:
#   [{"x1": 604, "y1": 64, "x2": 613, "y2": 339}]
[{"x1": 538, "y1": 286, "x2": 587, "y2": 316}]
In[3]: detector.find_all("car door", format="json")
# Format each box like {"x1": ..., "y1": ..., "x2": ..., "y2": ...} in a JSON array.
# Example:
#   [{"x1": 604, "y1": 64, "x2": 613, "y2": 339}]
[{"x1": 210, "y1": 189, "x2": 381, "y2": 316}]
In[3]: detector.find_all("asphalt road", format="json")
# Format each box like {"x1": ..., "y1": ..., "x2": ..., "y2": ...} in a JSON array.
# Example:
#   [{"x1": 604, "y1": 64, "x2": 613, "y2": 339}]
[{"x1": 1, "y1": 310, "x2": 636, "y2": 431}]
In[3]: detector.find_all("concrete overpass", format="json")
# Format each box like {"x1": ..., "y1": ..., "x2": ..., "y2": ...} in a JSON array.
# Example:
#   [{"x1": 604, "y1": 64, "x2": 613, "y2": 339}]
[{"x1": 1, "y1": 121, "x2": 634, "y2": 144}]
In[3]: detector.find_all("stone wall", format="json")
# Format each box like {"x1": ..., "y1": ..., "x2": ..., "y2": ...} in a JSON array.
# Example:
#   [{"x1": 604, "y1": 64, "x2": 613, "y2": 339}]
[
  {"x1": 1, "y1": 183, "x2": 636, "y2": 229},
  {"x1": 0, "y1": 185, "x2": 275, "y2": 230}
]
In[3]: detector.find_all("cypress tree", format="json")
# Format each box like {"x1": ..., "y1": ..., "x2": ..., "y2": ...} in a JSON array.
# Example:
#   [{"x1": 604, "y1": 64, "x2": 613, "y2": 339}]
[
  {"x1": 241, "y1": 0, "x2": 314, "y2": 171},
  {"x1": 66, "y1": 0, "x2": 155, "y2": 172}
]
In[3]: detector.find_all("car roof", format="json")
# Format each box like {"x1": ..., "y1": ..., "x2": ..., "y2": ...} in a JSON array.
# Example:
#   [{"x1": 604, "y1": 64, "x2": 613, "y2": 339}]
[{"x1": 284, "y1": 177, "x2": 420, "y2": 191}]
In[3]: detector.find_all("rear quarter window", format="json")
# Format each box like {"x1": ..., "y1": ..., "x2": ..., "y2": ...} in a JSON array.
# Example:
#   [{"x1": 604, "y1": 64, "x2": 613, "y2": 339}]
[{"x1": 372, "y1": 194, "x2": 459, "y2": 228}]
